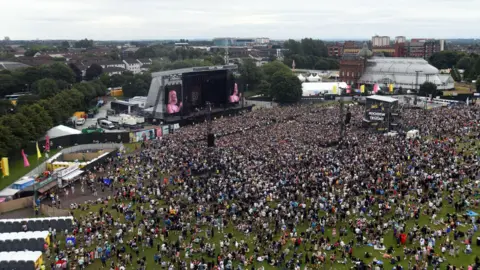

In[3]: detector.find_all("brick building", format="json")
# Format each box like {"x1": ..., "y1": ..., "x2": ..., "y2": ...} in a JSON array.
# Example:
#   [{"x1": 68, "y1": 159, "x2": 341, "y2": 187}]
[
  {"x1": 327, "y1": 43, "x2": 343, "y2": 57},
  {"x1": 339, "y1": 56, "x2": 365, "y2": 85}
]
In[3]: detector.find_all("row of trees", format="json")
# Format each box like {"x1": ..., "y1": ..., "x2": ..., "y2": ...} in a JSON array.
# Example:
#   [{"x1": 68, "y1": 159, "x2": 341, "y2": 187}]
[
  {"x1": 282, "y1": 38, "x2": 339, "y2": 70},
  {"x1": 428, "y1": 51, "x2": 480, "y2": 82},
  {"x1": 134, "y1": 45, "x2": 209, "y2": 62},
  {"x1": 0, "y1": 80, "x2": 106, "y2": 157},
  {"x1": 99, "y1": 72, "x2": 151, "y2": 98},
  {"x1": 0, "y1": 63, "x2": 80, "y2": 99},
  {"x1": 239, "y1": 59, "x2": 302, "y2": 103}
]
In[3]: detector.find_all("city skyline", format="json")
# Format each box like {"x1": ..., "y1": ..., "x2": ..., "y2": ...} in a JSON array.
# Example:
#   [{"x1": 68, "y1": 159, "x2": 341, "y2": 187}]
[{"x1": 2, "y1": 0, "x2": 480, "y2": 40}]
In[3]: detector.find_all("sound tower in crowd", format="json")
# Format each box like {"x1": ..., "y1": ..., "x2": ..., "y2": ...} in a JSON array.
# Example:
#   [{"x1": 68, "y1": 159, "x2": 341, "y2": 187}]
[{"x1": 206, "y1": 102, "x2": 215, "y2": 147}]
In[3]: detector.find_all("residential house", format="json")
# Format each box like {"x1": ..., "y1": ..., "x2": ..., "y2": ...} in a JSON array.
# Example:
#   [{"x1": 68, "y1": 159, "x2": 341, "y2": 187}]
[
  {"x1": 98, "y1": 60, "x2": 126, "y2": 76},
  {"x1": 123, "y1": 59, "x2": 141, "y2": 74}
]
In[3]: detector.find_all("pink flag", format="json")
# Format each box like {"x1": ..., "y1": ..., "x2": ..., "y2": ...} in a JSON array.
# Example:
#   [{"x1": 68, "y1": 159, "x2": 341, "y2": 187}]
[
  {"x1": 346, "y1": 85, "x2": 351, "y2": 94},
  {"x1": 45, "y1": 136, "x2": 50, "y2": 152},
  {"x1": 234, "y1": 83, "x2": 238, "y2": 93},
  {"x1": 292, "y1": 60, "x2": 296, "y2": 70},
  {"x1": 21, "y1": 149, "x2": 30, "y2": 167},
  {"x1": 373, "y1": 84, "x2": 379, "y2": 93}
]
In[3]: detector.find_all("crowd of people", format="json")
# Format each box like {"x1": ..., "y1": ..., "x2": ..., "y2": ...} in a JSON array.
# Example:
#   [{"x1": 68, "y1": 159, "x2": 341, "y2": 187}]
[{"x1": 46, "y1": 102, "x2": 480, "y2": 270}]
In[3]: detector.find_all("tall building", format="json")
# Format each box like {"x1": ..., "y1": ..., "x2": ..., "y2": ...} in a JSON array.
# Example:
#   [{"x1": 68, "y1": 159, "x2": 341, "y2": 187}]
[
  {"x1": 407, "y1": 39, "x2": 443, "y2": 59},
  {"x1": 395, "y1": 36, "x2": 406, "y2": 44},
  {"x1": 372, "y1": 35, "x2": 390, "y2": 47},
  {"x1": 327, "y1": 42, "x2": 343, "y2": 57}
]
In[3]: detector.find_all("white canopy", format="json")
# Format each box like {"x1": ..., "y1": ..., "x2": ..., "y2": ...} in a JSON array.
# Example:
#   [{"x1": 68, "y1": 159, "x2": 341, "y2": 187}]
[
  {"x1": 46, "y1": 125, "x2": 81, "y2": 139},
  {"x1": 307, "y1": 74, "x2": 319, "y2": 82},
  {"x1": 0, "y1": 188, "x2": 19, "y2": 198},
  {"x1": 0, "y1": 251, "x2": 42, "y2": 262},
  {"x1": 297, "y1": 74, "x2": 306, "y2": 82},
  {"x1": 0, "y1": 216, "x2": 73, "y2": 224},
  {"x1": 62, "y1": 170, "x2": 84, "y2": 181},
  {"x1": 302, "y1": 82, "x2": 347, "y2": 96},
  {"x1": 0, "y1": 231, "x2": 49, "y2": 241}
]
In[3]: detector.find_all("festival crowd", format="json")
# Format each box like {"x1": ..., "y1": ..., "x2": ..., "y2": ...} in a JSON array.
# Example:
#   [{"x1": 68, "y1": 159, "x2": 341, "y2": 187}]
[{"x1": 46, "y1": 103, "x2": 480, "y2": 270}]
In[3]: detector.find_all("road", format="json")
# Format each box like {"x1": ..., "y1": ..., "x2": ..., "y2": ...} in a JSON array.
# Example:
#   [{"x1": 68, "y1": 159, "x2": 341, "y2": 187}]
[{"x1": 74, "y1": 100, "x2": 126, "y2": 133}]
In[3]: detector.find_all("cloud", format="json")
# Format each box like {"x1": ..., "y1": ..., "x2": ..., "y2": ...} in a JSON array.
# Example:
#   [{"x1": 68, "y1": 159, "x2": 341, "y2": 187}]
[{"x1": 1, "y1": 0, "x2": 479, "y2": 40}]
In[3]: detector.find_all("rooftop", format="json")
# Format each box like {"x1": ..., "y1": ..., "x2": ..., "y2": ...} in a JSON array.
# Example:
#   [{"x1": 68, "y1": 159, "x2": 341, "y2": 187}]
[
  {"x1": 367, "y1": 95, "x2": 398, "y2": 103},
  {"x1": 0, "y1": 61, "x2": 29, "y2": 71}
]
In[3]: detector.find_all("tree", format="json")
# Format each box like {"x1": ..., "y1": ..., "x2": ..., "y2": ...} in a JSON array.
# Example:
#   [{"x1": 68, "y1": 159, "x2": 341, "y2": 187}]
[
  {"x1": 122, "y1": 77, "x2": 149, "y2": 97},
  {"x1": 85, "y1": 64, "x2": 103, "y2": 81},
  {"x1": 49, "y1": 63, "x2": 75, "y2": 83},
  {"x1": 261, "y1": 61, "x2": 291, "y2": 83},
  {"x1": 74, "y1": 38, "x2": 94, "y2": 48},
  {"x1": 0, "y1": 100, "x2": 14, "y2": 115},
  {"x1": 270, "y1": 71, "x2": 302, "y2": 103},
  {"x1": 0, "y1": 74, "x2": 18, "y2": 96},
  {"x1": 419, "y1": 82, "x2": 439, "y2": 97},
  {"x1": 457, "y1": 56, "x2": 472, "y2": 70},
  {"x1": 16, "y1": 94, "x2": 40, "y2": 107},
  {"x1": 61, "y1": 41, "x2": 70, "y2": 49},
  {"x1": 239, "y1": 59, "x2": 264, "y2": 88},
  {"x1": 450, "y1": 67, "x2": 461, "y2": 82},
  {"x1": 314, "y1": 59, "x2": 330, "y2": 70},
  {"x1": 476, "y1": 76, "x2": 480, "y2": 93},
  {"x1": 68, "y1": 63, "x2": 83, "y2": 82},
  {"x1": 0, "y1": 125, "x2": 15, "y2": 157},
  {"x1": 256, "y1": 80, "x2": 271, "y2": 97},
  {"x1": 36, "y1": 78, "x2": 59, "y2": 98},
  {"x1": 18, "y1": 104, "x2": 53, "y2": 138},
  {"x1": 24, "y1": 49, "x2": 39, "y2": 57},
  {"x1": 0, "y1": 114, "x2": 35, "y2": 148}
]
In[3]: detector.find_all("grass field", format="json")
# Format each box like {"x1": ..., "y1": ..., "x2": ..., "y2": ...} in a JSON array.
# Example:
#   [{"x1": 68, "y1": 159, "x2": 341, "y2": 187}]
[{"x1": 0, "y1": 149, "x2": 60, "y2": 191}]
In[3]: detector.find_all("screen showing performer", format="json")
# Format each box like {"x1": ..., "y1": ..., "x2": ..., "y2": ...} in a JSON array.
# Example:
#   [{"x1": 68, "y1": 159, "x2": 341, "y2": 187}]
[
  {"x1": 166, "y1": 89, "x2": 182, "y2": 114},
  {"x1": 229, "y1": 83, "x2": 241, "y2": 103}
]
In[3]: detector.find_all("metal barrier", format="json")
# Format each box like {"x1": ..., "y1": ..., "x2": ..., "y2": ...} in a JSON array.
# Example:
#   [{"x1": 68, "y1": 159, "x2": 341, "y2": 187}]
[{"x1": 20, "y1": 143, "x2": 124, "y2": 182}]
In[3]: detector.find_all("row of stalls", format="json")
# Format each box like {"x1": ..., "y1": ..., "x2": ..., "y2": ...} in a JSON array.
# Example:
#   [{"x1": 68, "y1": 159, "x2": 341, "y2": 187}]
[{"x1": 0, "y1": 216, "x2": 75, "y2": 269}]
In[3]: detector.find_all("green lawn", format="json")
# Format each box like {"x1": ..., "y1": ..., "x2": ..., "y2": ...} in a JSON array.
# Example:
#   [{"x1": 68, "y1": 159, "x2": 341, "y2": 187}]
[{"x1": 0, "y1": 149, "x2": 60, "y2": 191}]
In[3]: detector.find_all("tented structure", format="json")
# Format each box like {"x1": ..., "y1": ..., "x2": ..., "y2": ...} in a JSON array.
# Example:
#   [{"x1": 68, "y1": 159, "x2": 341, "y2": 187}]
[
  {"x1": 297, "y1": 74, "x2": 306, "y2": 82},
  {"x1": 46, "y1": 125, "x2": 81, "y2": 139},
  {"x1": 307, "y1": 74, "x2": 319, "y2": 82},
  {"x1": 0, "y1": 216, "x2": 73, "y2": 233},
  {"x1": 0, "y1": 231, "x2": 49, "y2": 252},
  {"x1": 302, "y1": 82, "x2": 348, "y2": 96},
  {"x1": 0, "y1": 251, "x2": 42, "y2": 270}
]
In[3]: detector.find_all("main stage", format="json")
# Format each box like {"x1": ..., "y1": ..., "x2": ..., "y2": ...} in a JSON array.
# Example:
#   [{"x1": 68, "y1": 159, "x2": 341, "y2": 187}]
[{"x1": 159, "y1": 105, "x2": 253, "y2": 125}]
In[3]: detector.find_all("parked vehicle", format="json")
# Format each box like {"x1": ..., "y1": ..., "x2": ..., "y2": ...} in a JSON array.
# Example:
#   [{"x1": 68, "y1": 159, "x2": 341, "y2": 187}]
[
  {"x1": 97, "y1": 119, "x2": 115, "y2": 129},
  {"x1": 76, "y1": 118, "x2": 86, "y2": 126}
]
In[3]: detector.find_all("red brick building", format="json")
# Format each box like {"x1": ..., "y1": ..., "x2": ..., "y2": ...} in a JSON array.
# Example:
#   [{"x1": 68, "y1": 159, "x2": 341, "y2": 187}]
[
  {"x1": 327, "y1": 43, "x2": 343, "y2": 57},
  {"x1": 339, "y1": 57, "x2": 365, "y2": 85},
  {"x1": 394, "y1": 43, "x2": 407, "y2": 57}
]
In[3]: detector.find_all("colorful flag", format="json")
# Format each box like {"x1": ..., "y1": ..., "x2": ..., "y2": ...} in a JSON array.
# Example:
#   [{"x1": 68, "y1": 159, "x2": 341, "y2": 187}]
[
  {"x1": 360, "y1": 85, "x2": 365, "y2": 93},
  {"x1": 36, "y1": 142, "x2": 42, "y2": 159},
  {"x1": 389, "y1": 84, "x2": 394, "y2": 93},
  {"x1": 45, "y1": 136, "x2": 50, "y2": 152},
  {"x1": 21, "y1": 149, "x2": 30, "y2": 167},
  {"x1": 332, "y1": 84, "x2": 337, "y2": 95},
  {"x1": 1, "y1": 158, "x2": 9, "y2": 177},
  {"x1": 373, "y1": 84, "x2": 379, "y2": 93},
  {"x1": 346, "y1": 85, "x2": 351, "y2": 94},
  {"x1": 292, "y1": 60, "x2": 296, "y2": 70}
]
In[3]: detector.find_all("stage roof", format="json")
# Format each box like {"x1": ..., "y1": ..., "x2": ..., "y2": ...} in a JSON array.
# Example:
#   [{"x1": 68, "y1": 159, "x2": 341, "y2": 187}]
[
  {"x1": 151, "y1": 64, "x2": 237, "y2": 78},
  {"x1": 366, "y1": 95, "x2": 398, "y2": 103}
]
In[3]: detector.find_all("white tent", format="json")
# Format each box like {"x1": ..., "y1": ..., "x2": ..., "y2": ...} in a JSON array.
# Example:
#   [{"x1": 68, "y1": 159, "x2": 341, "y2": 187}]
[
  {"x1": 46, "y1": 125, "x2": 81, "y2": 139},
  {"x1": 313, "y1": 74, "x2": 321, "y2": 82},
  {"x1": 307, "y1": 74, "x2": 319, "y2": 82},
  {"x1": 0, "y1": 188, "x2": 19, "y2": 198},
  {"x1": 297, "y1": 74, "x2": 306, "y2": 82},
  {"x1": 302, "y1": 82, "x2": 347, "y2": 96}
]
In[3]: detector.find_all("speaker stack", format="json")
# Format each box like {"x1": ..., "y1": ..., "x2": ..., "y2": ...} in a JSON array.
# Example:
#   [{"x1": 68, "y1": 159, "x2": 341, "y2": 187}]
[{"x1": 207, "y1": 133, "x2": 215, "y2": 147}]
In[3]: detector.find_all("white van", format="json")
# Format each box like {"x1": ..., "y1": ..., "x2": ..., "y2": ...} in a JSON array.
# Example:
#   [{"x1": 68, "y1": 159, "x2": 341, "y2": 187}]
[{"x1": 98, "y1": 119, "x2": 115, "y2": 130}]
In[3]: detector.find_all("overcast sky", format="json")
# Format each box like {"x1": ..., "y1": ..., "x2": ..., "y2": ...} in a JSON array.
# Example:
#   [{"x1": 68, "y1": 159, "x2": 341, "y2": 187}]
[{"x1": 2, "y1": 0, "x2": 479, "y2": 40}]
